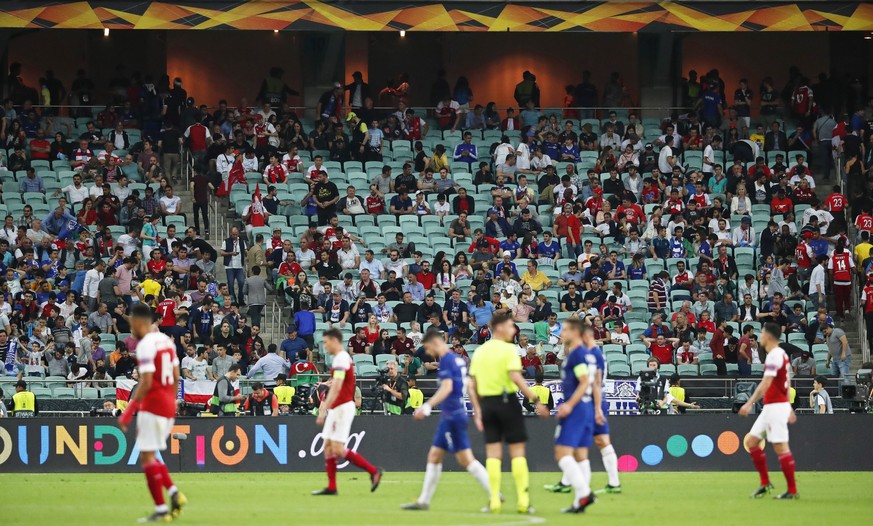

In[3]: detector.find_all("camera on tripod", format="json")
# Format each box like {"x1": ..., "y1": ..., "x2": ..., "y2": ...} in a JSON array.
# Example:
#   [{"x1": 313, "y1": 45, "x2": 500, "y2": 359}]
[
  {"x1": 371, "y1": 368, "x2": 390, "y2": 397},
  {"x1": 289, "y1": 384, "x2": 315, "y2": 415},
  {"x1": 637, "y1": 368, "x2": 664, "y2": 415},
  {"x1": 842, "y1": 368, "x2": 872, "y2": 414}
]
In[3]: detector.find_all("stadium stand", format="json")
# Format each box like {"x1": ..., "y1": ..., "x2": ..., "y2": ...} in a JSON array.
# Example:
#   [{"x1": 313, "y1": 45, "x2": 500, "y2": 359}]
[{"x1": 0, "y1": 64, "x2": 867, "y2": 413}]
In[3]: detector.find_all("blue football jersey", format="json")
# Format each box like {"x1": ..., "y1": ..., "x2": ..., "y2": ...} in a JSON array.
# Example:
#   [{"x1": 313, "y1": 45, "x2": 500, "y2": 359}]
[{"x1": 438, "y1": 353, "x2": 468, "y2": 419}]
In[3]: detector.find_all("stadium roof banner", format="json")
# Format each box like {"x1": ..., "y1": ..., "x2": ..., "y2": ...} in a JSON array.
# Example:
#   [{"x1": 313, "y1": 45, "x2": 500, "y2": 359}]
[{"x1": 0, "y1": 1, "x2": 872, "y2": 32}]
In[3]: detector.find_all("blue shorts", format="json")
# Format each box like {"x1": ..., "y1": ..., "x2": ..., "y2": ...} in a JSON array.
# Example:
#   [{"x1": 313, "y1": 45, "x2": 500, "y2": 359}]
[
  {"x1": 555, "y1": 402, "x2": 594, "y2": 448},
  {"x1": 433, "y1": 415, "x2": 471, "y2": 453},
  {"x1": 593, "y1": 401, "x2": 610, "y2": 437}
]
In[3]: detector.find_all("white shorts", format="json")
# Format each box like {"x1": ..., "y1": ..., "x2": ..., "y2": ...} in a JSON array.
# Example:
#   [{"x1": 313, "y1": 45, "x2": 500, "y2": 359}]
[
  {"x1": 749, "y1": 402, "x2": 791, "y2": 444},
  {"x1": 136, "y1": 411, "x2": 174, "y2": 452},
  {"x1": 322, "y1": 401, "x2": 356, "y2": 444}
]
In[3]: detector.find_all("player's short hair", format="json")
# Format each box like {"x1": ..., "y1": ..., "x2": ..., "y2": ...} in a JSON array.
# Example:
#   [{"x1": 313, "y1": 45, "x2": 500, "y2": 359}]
[
  {"x1": 422, "y1": 328, "x2": 445, "y2": 344},
  {"x1": 251, "y1": 382, "x2": 264, "y2": 391},
  {"x1": 489, "y1": 311, "x2": 514, "y2": 329},
  {"x1": 228, "y1": 364, "x2": 241, "y2": 374},
  {"x1": 762, "y1": 322, "x2": 782, "y2": 342},
  {"x1": 130, "y1": 303, "x2": 154, "y2": 321},
  {"x1": 563, "y1": 317, "x2": 588, "y2": 336},
  {"x1": 323, "y1": 328, "x2": 343, "y2": 342}
]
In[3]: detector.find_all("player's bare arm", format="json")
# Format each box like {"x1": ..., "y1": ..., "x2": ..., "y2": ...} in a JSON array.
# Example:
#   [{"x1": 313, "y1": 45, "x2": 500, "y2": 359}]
[
  {"x1": 415, "y1": 378, "x2": 452, "y2": 420},
  {"x1": 467, "y1": 376, "x2": 483, "y2": 432},
  {"x1": 118, "y1": 371, "x2": 153, "y2": 433},
  {"x1": 594, "y1": 370, "x2": 606, "y2": 425},
  {"x1": 317, "y1": 375, "x2": 344, "y2": 426},
  {"x1": 556, "y1": 366, "x2": 589, "y2": 419},
  {"x1": 510, "y1": 370, "x2": 548, "y2": 417},
  {"x1": 739, "y1": 375, "x2": 772, "y2": 416}
]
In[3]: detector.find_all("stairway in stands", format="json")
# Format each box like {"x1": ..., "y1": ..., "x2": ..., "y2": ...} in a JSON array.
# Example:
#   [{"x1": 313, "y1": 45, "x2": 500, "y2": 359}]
[{"x1": 812, "y1": 183, "x2": 866, "y2": 377}]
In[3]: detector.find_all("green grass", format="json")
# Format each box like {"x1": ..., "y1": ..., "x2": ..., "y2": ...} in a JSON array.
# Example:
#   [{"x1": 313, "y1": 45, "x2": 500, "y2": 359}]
[{"x1": 3, "y1": 471, "x2": 870, "y2": 525}]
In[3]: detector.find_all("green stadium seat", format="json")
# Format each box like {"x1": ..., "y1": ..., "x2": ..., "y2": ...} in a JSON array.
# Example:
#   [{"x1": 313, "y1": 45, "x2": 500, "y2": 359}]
[
  {"x1": 53, "y1": 387, "x2": 76, "y2": 399},
  {"x1": 677, "y1": 364, "x2": 699, "y2": 376},
  {"x1": 356, "y1": 363, "x2": 380, "y2": 377},
  {"x1": 353, "y1": 354, "x2": 375, "y2": 367},
  {"x1": 699, "y1": 364, "x2": 718, "y2": 376}
]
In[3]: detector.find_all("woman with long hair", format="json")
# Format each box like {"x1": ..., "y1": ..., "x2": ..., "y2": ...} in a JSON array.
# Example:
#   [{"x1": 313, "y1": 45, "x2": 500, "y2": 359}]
[
  {"x1": 365, "y1": 314, "x2": 381, "y2": 344},
  {"x1": 628, "y1": 253, "x2": 647, "y2": 280},
  {"x1": 435, "y1": 260, "x2": 455, "y2": 292},
  {"x1": 452, "y1": 252, "x2": 474, "y2": 281},
  {"x1": 372, "y1": 329, "x2": 393, "y2": 355},
  {"x1": 77, "y1": 198, "x2": 97, "y2": 226}
]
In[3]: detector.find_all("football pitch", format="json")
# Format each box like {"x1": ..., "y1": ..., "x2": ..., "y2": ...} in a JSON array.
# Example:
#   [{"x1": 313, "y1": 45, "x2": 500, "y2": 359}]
[{"x1": 3, "y1": 471, "x2": 871, "y2": 525}]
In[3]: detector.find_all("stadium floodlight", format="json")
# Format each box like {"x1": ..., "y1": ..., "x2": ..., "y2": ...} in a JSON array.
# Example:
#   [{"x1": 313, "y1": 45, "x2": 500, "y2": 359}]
[
  {"x1": 400, "y1": 30, "x2": 406, "y2": 37},
  {"x1": 103, "y1": 28, "x2": 109, "y2": 37}
]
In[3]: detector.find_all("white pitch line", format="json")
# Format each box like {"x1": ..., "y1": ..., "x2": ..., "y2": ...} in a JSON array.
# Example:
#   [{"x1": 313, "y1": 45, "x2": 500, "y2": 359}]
[{"x1": 451, "y1": 514, "x2": 548, "y2": 526}]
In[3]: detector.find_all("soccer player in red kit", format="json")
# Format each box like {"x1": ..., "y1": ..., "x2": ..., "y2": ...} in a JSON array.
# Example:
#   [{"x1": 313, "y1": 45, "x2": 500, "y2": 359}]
[
  {"x1": 118, "y1": 303, "x2": 187, "y2": 522},
  {"x1": 739, "y1": 322, "x2": 798, "y2": 500},
  {"x1": 312, "y1": 328, "x2": 383, "y2": 496}
]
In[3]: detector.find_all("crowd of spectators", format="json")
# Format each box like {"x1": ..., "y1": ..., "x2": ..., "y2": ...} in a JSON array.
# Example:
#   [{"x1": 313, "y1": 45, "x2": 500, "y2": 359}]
[{"x1": 0, "y1": 63, "x2": 870, "y2": 403}]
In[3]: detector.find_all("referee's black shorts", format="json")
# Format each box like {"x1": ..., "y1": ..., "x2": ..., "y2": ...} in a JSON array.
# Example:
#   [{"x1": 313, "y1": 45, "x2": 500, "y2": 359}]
[{"x1": 480, "y1": 395, "x2": 527, "y2": 444}]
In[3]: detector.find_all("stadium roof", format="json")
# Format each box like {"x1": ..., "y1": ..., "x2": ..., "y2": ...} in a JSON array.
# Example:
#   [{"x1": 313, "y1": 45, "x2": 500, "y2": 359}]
[{"x1": 0, "y1": 1, "x2": 872, "y2": 32}]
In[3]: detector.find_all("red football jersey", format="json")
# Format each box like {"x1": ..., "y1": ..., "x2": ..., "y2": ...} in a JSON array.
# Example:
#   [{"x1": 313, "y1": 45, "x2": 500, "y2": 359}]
[
  {"x1": 329, "y1": 351, "x2": 357, "y2": 409},
  {"x1": 365, "y1": 195, "x2": 385, "y2": 214},
  {"x1": 264, "y1": 164, "x2": 287, "y2": 184},
  {"x1": 763, "y1": 347, "x2": 790, "y2": 405},
  {"x1": 863, "y1": 285, "x2": 873, "y2": 314},
  {"x1": 791, "y1": 86, "x2": 812, "y2": 115},
  {"x1": 156, "y1": 299, "x2": 177, "y2": 327},
  {"x1": 855, "y1": 213, "x2": 873, "y2": 232},
  {"x1": 649, "y1": 342, "x2": 675, "y2": 365},
  {"x1": 795, "y1": 243, "x2": 811, "y2": 269},
  {"x1": 829, "y1": 252, "x2": 853, "y2": 283},
  {"x1": 825, "y1": 193, "x2": 847, "y2": 212},
  {"x1": 136, "y1": 331, "x2": 180, "y2": 418}
]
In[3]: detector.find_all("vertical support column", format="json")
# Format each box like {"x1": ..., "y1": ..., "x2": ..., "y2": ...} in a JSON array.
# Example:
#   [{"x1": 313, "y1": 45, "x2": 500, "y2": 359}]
[
  {"x1": 345, "y1": 33, "x2": 369, "y2": 87},
  {"x1": 638, "y1": 32, "x2": 678, "y2": 119},
  {"x1": 301, "y1": 32, "x2": 345, "y2": 119}
]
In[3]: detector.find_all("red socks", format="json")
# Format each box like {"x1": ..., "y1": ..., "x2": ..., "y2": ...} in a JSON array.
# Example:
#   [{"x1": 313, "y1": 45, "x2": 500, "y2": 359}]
[
  {"x1": 778, "y1": 452, "x2": 797, "y2": 494},
  {"x1": 749, "y1": 446, "x2": 770, "y2": 486},
  {"x1": 342, "y1": 449, "x2": 377, "y2": 475},
  {"x1": 157, "y1": 463, "x2": 175, "y2": 490},
  {"x1": 143, "y1": 462, "x2": 165, "y2": 506},
  {"x1": 325, "y1": 455, "x2": 338, "y2": 491}
]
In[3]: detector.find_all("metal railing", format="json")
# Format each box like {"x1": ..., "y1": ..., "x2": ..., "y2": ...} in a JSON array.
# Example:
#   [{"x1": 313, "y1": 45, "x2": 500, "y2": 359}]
[{"x1": 268, "y1": 299, "x2": 283, "y2": 347}]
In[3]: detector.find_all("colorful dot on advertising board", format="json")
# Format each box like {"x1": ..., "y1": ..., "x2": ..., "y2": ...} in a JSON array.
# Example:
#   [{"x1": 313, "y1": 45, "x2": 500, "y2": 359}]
[
  {"x1": 666, "y1": 435, "x2": 688, "y2": 457},
  {"x1": 94, "y1": 441, "x2": 104, "y2": 452},
  {"x1": 225, "y1": 440, "x2": 234, "y2": 450},
  {"x1": 641, "y1": 445, "x2": 663, "y2": 466},
  {"x1": 691, "y1": 435, "x2": 714, "y2": 457},
  {"x1": 717, "y1": 431, "x2": 740, "y2": 455},
  {"x1": 617, "y1": 455, "x2": 639, "y2": 472}
]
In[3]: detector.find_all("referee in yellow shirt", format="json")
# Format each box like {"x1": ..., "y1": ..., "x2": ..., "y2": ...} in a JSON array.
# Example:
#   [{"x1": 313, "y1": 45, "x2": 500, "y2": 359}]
[{"x1": 469, "y1": 311, "x2": 548, "y2": 514}]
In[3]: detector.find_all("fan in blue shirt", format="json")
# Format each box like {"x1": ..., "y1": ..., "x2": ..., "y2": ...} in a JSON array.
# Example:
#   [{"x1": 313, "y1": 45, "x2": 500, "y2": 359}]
[{"x1": 537, "y1": 239, "x2": 562, "y2": 260}]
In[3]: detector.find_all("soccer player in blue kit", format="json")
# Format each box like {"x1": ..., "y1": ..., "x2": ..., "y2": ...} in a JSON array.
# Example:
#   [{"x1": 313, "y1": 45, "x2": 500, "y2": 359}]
[
  {"x1": 545, "y1": 326, "x2": 622, "y2": 495},
  {"x1": 553, "y1": 319, "x2": 601, "y2": 513},
  {"x1": 402, "y1": 329, "x2": 492, "y2": 511}
]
